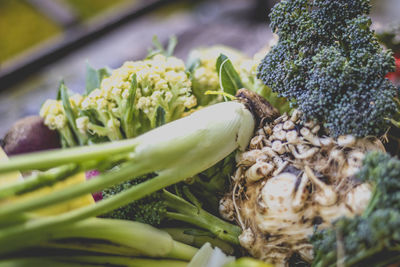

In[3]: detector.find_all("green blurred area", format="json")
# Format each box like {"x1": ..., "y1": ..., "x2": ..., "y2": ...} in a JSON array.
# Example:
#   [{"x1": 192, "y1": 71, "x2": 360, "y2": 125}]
[
  {"x1": 0, "y1": 0, "x2": 60, "y2": 63},
  {"x1": 65, "y1": 0, "x2": 127, "y2": 20},
  {"x1": 0, "y1": 0, "x2": 128, "y2": 63}
]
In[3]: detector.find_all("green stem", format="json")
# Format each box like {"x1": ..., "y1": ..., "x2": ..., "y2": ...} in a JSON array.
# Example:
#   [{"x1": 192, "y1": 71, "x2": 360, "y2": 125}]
[
  {"x1": 0, "y1": 138, "x2": 139, "y2": 173},
  {"x1": 362, "y1": 188, "x2": 380, "y2": 218},
  {"x1": 41, "y1": 240, "x2": 143, "y2": 256},
  {"x1": 0, "y1": 257, "x2": 189, "y2": 267},
  {"x1": 1, "y1": 218, "x2": 197, "y2": 260},
  {"x1": 86, "y1": 122, "x2": 110, "y2": 137},
  {"x1": 122, "y1": 74, "x2": 137, "y2": 139},
  {"x1": 65, "y1": 257, "x2": 189, "y2": 267},
  {"x1": 163, "y1": 190, "x2": 241, "y2": 245},
  {"x1": 164, "y1": 228, "x2": 235, "y2": 254},
  {"x1": 341, "y1": 245, "x2": 383, "y2": 267},
  {"x1": 0, "y1": 258, "x2": 79, "y2": 267},
  {"x1": 60, "y1": 126, "x2": 78, "y2": 147},
  {"x1": 0, "y1": 161, "x2": 151, "y2": 219},
  {"x1": 0, "y1": 167, "x2": 194, "y2": 255},
  {"x1": 0, "y1": 164, "x2": 78, "y2": 199},
  {"x1": 106, "y1": 117, "x2": 124, "y2": 141}
]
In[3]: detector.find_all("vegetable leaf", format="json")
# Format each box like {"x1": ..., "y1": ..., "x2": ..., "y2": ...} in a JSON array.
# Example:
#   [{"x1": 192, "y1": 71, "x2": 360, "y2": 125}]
[
  {"x1": 85, "y1": 62, "x2": 111, "y2": 95},
  {"x1": 147, "y1": 35, "x2": 177, "y2": 59},
  {"x1": 155, "y1": 106, "x2": 166, "y2": 127},
  {"x1": 216, "y1": 54, "x2": 243, "y2": 98}
]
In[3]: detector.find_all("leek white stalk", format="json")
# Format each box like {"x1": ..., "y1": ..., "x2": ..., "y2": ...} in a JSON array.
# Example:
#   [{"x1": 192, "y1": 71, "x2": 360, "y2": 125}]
[
  {"x1": 0, "y1": 101, "x2": 254, "y2": 216},
  {"x1": 0, "y1": 101, "x2": 255, "y2": 256}
]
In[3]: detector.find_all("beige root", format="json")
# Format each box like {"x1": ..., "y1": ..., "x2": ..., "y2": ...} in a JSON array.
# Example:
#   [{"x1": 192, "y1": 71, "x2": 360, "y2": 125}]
[{"x1": 221, "y1": 111, "x2": 385, "y2": 266}]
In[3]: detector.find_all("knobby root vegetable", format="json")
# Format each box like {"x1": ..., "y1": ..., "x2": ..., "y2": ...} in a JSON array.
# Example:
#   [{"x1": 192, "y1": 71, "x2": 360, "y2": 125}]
[{"x1": 221, "y1": 111, "x2": 385, "y2": 266}]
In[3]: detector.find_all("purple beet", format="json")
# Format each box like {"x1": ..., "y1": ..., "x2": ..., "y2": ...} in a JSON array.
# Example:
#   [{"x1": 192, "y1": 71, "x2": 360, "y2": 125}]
[
  {"x1": 86, "y1": 170, "x2": 103, "y2": 201},
  {"x1": 2, "y1": 116, "x2": 60, "y2": 156}
]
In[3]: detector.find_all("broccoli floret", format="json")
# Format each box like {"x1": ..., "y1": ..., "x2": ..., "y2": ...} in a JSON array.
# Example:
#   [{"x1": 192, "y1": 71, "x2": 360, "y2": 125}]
[
  {"x1": 101, "y1": 176, "x2": 242, "y2": 245},
  {"x1": 311, "y1": 152, "x2": 400, "y2": 267},
  {"x1": 258, "y1": 0, "x2": 398, "y2": 137},
  {"x1": 101, "y1": 176, "x2": 166, "y2": 226},
  {"x1": 356, "y1": 151, "x2": 400, "y2": 215}
]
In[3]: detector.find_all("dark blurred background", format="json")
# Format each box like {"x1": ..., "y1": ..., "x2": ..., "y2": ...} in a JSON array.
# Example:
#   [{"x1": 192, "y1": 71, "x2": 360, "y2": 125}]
[{"x1": 0, "y1": 0, "x2": 399, "y2": 137}]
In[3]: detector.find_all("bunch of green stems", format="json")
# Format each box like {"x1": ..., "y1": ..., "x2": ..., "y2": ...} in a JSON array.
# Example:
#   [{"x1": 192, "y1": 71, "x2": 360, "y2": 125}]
[{"x1": 0, "y1": 101, "x2": 255, "y2": 258}]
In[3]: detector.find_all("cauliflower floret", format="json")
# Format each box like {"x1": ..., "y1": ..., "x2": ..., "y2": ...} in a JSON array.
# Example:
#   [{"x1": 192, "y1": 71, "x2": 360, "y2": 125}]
[
  {"x1": 76, "y1": 55, "x2": 197, "y2": 139},
  {"x1": 187, "y1": 46, "x2": 247, "y2": 106}
]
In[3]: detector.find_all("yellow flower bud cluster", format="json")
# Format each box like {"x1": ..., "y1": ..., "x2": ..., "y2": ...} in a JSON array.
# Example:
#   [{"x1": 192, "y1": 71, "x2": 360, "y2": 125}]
[
  {"x1": 40, "y1": 99, "x2": 67, "y2": 130},
  {"x1": 99, "y1": 54, "x2": 196, "y2": 123},
  {"x1": 40, "y1": 54, "x2": 199, "y2": 145}
]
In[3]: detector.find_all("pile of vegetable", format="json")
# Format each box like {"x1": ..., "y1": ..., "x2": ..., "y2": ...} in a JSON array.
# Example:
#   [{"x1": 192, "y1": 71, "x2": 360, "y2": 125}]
[{"x1": 1, "y1": 0, "x2": 400, "y2": 266}]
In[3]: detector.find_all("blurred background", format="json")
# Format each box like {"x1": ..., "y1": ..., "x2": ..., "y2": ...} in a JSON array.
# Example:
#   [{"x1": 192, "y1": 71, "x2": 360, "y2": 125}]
[{"x1": 0, "y1": 0, "x2": 399, "y2": 137}]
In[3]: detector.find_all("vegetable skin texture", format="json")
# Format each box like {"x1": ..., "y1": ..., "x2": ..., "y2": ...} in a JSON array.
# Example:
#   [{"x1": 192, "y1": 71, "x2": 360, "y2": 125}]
[
  {"x1": 224, "y1": 111, "x2": 385, "y2": 266},
  {"x1": 311, "y1": 151, "x2": 400, "y2": 267},
  {"x1": 257, "y1": 0, "x2": 398, "y2": 137},
  {"x1": 0, "y1": 100, "x2": 255, "y2": 256}
]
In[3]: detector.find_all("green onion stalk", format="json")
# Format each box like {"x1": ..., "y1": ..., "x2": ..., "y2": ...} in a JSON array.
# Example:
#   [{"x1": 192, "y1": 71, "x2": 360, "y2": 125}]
[
  {"x1": 0, "y1": 100, "x2": 256, "y2": 256},
  {"x1": 0, "y1": 218, "x2": 197, "y2": 262}
]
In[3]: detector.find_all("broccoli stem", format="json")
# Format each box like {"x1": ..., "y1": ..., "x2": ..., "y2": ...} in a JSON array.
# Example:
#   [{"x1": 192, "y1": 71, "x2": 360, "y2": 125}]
[
  {"x1": 163, "y1": 228, "x2": 235, "y2": 254},
  {"x1": 361, "y1": 186, "x2": 380, "y2": 218},
  {"x1": 162, "y1": 190, "x2": 241, "y2": 245},
  {"x1": 0, "y1": 164, "x2": 78, "y2": 199}
]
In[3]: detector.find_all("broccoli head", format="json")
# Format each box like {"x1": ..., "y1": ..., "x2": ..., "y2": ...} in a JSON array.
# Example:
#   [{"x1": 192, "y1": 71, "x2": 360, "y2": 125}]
[
  {"x1": 258, "y1": 0, "x2": 398, "y2": 137},
  {"x1": 101, "y1": 175, "x2": 166, "y2": 226}
]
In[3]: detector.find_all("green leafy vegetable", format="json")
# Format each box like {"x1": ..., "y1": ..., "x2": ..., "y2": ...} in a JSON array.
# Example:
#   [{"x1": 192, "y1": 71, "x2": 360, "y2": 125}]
[
  {"x1": 85, "y1": 62, "x2": 111, "y2": 95},
  {"x1": 216, "y1": 54, "x2": 243, "y2": 97}
]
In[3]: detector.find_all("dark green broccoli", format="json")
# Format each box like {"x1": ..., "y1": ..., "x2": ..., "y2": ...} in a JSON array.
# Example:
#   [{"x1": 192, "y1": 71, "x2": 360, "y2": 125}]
[
  {"x1": 311, "y1": 152, "x2": 400, "y2": 267},
  {"x1": 101, "y1": 176, "x2": 241, "y2": 245},
  {"x1": 258, "y1": 0, "x2": 398, "y2": 137},
  {"x1": 356, "y1": 151, "x2": 400, "y2": 215},
  {"x1": 186, "y1": 153, "x2": 235, "y2": 215}
]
